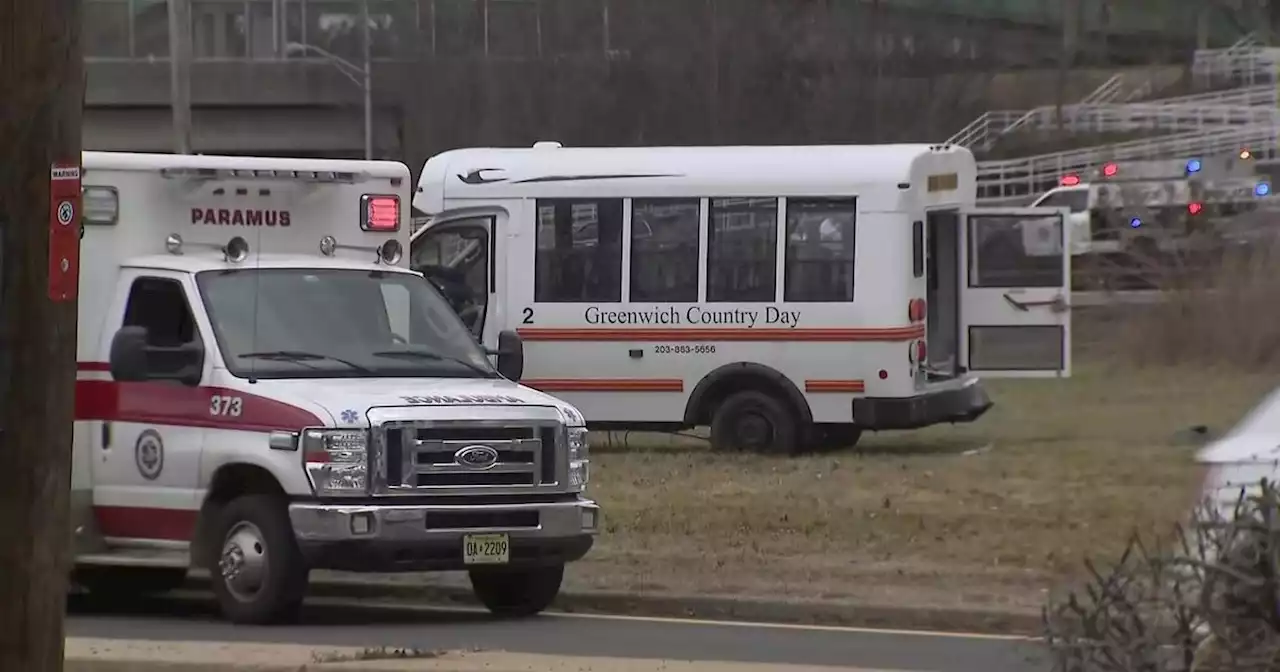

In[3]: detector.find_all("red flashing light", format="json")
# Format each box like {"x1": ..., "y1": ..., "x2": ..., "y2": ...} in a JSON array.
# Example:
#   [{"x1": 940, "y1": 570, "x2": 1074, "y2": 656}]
[
  {"x1": 1101, "y1": 163, "x2": 1119, "y2": 178},
  {"x1": 1060, "y1": 174, "x2": 1081, "y2": 186},
  {"x1": 1188, "y1": 202, "x2": 1204, "y2": 215},
  {"x1": 361, "y1": 194, "x2": 400, "y2": 232},
  {"x1": 916, "y1": 340, "x2": 927, "y2": 364}
]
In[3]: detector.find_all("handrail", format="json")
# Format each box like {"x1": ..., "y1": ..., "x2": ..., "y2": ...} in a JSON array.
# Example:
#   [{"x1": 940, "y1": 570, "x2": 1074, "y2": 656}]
[
  {"x1": 975, "y1": 124, "x2": 1280, "y2": 202},
  {"x1": 951, "y1": 84, "x2": 1279, "y2": 149}
]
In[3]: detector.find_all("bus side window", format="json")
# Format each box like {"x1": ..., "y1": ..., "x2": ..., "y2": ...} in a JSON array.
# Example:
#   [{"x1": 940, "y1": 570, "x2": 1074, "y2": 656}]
[
  {"x1": 707, "y1": 198, "x2": 778, "y2": 302},
  {"x1": 535, "y1": 198, "x2": 623, "y2": 303},
  {"x1": 631, "y1": 198, "x2": 700, "y2": 302},
  {"x1": 783, "y1": 198, "x2": 856, "y2": 302}
]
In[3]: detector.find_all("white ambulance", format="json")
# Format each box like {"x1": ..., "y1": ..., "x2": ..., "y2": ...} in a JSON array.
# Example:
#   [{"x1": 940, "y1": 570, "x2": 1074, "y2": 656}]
[
  {"x1": 409, "y1": 142, "x2": 1072, "y2": 455},
  {"x1": 73, "y1": 152, "x2": 598, "y2": 625}
]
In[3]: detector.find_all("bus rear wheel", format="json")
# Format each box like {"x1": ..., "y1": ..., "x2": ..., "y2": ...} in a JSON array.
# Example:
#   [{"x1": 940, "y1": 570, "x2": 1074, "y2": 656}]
[{"x1": 710, "y1": 390, "x2": 800, "y2": 455}]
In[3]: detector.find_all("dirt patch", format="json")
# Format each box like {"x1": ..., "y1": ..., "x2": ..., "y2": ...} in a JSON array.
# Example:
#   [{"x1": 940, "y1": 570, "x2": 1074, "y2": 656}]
[{"x1": 569, "y1": 356, "x2": 1274, "y2": 615}]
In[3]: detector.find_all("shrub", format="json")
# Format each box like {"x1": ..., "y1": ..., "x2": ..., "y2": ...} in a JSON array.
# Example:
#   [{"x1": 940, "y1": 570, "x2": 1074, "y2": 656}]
[{"x1": 1044, "y1": 480, "x2": 1280, "y2": 671}]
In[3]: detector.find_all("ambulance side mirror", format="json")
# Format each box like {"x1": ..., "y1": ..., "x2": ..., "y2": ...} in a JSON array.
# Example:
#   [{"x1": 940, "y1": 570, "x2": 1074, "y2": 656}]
[
  {"x1": 109, "y1": 326, "x2": 151, "y2": 382},
  {"x1": 494, "y1": 330, "x2": 524, "y2": 382},
  {"x1": 109, "y1": 326, "x2": 203, "y2": 386}
]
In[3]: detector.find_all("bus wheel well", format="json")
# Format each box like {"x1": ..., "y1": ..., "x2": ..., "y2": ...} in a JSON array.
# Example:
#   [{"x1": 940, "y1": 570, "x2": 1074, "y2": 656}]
[
  {"x1": 192, "y1": 464, "x2": 285, "y2": 564},
  {"x1": 684, "y1": 363, "x2": 813, "y2": 429}
]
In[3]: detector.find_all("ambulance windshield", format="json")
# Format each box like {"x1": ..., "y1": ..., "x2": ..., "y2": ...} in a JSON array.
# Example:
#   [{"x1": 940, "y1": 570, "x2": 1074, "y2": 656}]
[{"x1": 195, "y1": 268, "x2": 497, "y2": 380}]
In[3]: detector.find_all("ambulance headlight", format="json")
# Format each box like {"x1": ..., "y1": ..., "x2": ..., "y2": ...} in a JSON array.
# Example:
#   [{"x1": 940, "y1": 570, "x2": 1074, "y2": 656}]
[
  {"x1": 224, "y1": 236, "x2": 250, "y2": 263},
  {"x1": 378, "y1": 239, "x2": 403, "y2": 265},
  {"x1": 566, "y1": 426, "x2": 590, "y2": 491},
  {"x1": 302, "y1": 429, "x2": 368, "y2": 496}
]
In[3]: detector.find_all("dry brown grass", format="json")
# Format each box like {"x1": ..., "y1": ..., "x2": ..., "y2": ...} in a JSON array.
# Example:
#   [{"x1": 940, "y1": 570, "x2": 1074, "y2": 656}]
[{"x1": 571, "y1": 352, "x2": 1277, "y2": 614}]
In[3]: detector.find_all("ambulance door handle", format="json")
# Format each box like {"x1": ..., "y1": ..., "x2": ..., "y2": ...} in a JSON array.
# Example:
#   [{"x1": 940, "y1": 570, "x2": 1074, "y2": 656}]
[{"x1": 101, "y1": 422, "x2": 112, "y2": 449}]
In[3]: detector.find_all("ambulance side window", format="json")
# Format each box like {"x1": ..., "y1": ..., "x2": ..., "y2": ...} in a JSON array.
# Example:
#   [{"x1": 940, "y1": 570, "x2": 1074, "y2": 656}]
[{"x1": 122, "y1": 277, "x2": 201, "y2": 377}]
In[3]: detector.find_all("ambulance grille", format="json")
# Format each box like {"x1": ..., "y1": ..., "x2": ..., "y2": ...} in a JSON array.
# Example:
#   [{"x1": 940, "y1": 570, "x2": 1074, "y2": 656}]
[{"x1": 379, "y1": 423, "x2": 560, "y2": 491}]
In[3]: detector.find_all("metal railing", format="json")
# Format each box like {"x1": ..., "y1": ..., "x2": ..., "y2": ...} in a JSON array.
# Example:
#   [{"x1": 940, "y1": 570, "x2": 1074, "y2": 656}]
[
  {"x1": 1004, "y1": 100, "x2": 1279, "y2": 137},
  {"x1": 1191, "y1": 34, "x2": 1280, "y2": 86},
  {"x1": 946, "y1": 74, "x2": 1133, "y2": 150},
  {"x1": 975, "y1": 124, "x2": 1280, "y2": 203},
  {"x1": 950, "y1": 83, "x2": 1280, "y2": 151}
]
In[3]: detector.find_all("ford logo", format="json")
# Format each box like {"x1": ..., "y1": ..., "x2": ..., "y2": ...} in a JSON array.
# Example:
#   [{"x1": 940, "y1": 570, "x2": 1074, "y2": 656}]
[{"x1": 454, "y1": 445, "x2": 499, "y2": 470}]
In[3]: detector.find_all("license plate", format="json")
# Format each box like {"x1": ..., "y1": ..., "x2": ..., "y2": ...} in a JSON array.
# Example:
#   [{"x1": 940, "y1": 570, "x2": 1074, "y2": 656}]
[{"x1": 462, "y1": 533, "x2": 510, "y2": 565}]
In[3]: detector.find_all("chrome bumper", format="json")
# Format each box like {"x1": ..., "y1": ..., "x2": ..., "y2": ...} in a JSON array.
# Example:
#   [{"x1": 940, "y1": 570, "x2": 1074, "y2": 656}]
[{"x1": 287, "y1": 497, "x2": 599, "y2": 572}]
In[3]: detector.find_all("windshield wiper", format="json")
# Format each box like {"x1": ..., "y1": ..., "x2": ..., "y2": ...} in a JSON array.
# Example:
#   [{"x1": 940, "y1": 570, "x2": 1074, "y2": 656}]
[
  {"x1": 370, "y1": 349, "x2": 495, "y2": 377},
  {"x1": 239, "y1": 350, "x2": 375, "y2": 374}
]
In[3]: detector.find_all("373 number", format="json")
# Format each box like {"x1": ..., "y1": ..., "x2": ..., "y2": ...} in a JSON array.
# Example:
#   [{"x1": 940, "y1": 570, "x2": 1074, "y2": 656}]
[{"x1": 209, "y1": 395, "x2": 243, "y2": 417}]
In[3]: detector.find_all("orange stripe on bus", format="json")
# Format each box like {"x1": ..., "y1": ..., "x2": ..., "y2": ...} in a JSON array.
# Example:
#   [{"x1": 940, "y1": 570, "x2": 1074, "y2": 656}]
[
  {"x1": 516, "y1": 326, "x2": 924, "y2": 342},
  {"x1": 805, "y1": 379, "x2": 867, "y2": 393},
  {"x1": 522, "y1": 378, "x2": 685, "y2": 393}
]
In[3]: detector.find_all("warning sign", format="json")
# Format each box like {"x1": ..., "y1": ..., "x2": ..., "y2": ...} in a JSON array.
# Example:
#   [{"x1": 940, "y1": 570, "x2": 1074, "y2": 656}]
[{"x1": 48, "y1": 161, "x2": 81, "y2": 302}]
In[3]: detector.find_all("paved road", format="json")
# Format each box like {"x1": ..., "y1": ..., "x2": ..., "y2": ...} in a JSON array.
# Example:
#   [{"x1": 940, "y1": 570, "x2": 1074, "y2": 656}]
[{"x1": 67, "y1": 593, "x2": 1051, "y2": 672}]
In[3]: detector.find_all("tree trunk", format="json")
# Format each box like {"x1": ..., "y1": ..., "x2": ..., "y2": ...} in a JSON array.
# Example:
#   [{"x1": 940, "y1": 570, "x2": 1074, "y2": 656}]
[{"x1": 0, "y1": 0, "x2": 84, "y2": 668}]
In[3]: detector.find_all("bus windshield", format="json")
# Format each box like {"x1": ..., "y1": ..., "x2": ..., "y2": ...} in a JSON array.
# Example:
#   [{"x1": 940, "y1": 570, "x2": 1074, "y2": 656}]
[{"x1": 196, "y1": 268, "x2": 497, "y2": 380}]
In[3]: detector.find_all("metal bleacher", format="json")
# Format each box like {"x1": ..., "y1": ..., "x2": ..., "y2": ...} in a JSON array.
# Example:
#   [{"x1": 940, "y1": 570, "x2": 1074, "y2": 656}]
[{"x1": 946, "y1": 34, "x2": 1280, "y2": 203}]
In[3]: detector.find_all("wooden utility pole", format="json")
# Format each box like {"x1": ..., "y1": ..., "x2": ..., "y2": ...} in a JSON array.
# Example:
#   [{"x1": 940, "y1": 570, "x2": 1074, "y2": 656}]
[{"x1": 0, "y1": 0, "x2": 84, "y2": 667}]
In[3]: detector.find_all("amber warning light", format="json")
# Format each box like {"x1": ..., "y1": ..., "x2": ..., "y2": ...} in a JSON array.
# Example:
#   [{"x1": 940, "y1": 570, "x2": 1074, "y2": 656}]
[{"x1": 361, "y1": 194, "x2": 400, "y2": 232}]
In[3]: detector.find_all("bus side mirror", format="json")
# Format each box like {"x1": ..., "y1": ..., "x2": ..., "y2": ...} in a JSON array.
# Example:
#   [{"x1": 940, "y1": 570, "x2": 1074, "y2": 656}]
[
  {"x1": 109, "y1": 326, "x2": 151, "y2": 382},
  {"x1": 495, "y1": 330, "x2": 524, "y2": 382}
]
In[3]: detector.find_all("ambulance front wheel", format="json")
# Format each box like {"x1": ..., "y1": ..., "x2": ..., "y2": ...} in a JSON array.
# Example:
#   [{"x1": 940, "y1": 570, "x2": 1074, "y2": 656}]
[
  {"x1": 208, "y1": 494, "x2": 310, "y2": 625},
  {"x1": 710, "y1": 390, "x2": 801, "y2": 455},
  {"x1": 469, "y1": 563, "x2": 564, "y2": 618}
]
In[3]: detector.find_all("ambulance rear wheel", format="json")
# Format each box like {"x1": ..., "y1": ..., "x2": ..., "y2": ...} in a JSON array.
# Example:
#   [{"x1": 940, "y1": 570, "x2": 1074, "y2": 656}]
[
  {"x1": 469, "y1": 564, "x2": 564, "y2": 618},
  {"x1": 76, "y1": 566, "x2": 188, "y2": 598},
  {"x1": 710, "y1": 390, "x2": 801, "y2": 455},
  {"x1": 208, "y1": 494, "x2": 309, "y2": 625}
]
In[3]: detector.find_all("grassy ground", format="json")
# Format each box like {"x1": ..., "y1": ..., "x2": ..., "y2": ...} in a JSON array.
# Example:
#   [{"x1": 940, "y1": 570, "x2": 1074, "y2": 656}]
[{"x1": 569, "y1": 332, "x2": 1279, "y2": 613}]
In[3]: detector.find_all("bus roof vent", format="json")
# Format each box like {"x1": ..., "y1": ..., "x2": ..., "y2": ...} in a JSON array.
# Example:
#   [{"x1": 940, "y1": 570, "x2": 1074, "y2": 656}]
[{"x1": 532, "y1": 141, "x2": 563, "y2": 149}]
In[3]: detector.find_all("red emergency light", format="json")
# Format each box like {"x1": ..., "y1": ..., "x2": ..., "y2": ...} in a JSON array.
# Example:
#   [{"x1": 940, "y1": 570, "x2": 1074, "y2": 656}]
[
  {"x1": 1060, "y1": 174, "x2": 1081, "y2": 186},
  {"x1": 1101, "y1": 163, "x2": 1119, "y2": 178},
  {"x1": 1188, "y1": 202, "x2": 1204, "y2": 215},
  {"x1": 361, "y1": 194, "x2": 401, "y2": 232}
]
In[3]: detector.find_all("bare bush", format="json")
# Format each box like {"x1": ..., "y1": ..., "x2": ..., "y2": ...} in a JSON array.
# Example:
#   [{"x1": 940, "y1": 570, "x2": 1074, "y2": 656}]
[
  {"x1": 1093, "y1": 235, "x2": 1280, "y2": 370},
  {"x1": 1044, "y1": 481, "x2": 1280, "y2": 672}
]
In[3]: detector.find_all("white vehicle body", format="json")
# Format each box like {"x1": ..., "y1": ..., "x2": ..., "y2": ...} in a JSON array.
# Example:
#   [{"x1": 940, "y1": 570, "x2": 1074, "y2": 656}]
[
  {"x1": 73, "y1": 152, "x2": 597, "y2": 624},
  {"x1": 410, "y1": 143, "x2": 1072, "y2": 453},
  {"x1": 1031, "y1": 155, "x2": 1272, "y2": 257},
  {"x1": 1197, "y1": 387, "x2": 1280, "y2": 519}
]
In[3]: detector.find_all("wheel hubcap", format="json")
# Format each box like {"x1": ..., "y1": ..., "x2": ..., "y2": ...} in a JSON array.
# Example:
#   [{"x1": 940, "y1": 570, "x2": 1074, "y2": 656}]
[
  {"x1": 219, "y1": 521, "x2": 268, "y2": 602},
  {"x1": 737, "y1": 412, "x2": 773, "y2": 449}
]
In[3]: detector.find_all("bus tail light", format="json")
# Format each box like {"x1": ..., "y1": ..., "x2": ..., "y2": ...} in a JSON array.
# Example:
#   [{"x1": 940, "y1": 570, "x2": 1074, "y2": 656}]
[{"x1": 908, "y1": 298, "x2": 926, "y2": 323}]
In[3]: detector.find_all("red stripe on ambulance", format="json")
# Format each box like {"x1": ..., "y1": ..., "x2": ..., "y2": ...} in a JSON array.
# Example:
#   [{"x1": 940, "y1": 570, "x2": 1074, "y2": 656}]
[
  {"x1": 75, "y1": 362, "x2": 323, "y2": 432},
  {"x1": 94, "y1": 507, "x2": 199, "y2": 541}
]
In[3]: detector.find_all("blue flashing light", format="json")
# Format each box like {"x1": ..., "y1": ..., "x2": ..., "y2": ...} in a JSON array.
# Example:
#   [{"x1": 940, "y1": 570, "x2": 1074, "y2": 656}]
[
  {"x1": 1186, "y1": 158, "x2": 1202, "y2": 174},
  {"x1": 1129, "y1": 217, "x2": 1142, "y2": 228},
  {"x1": 1256, "y1": 182, "x2": 1271, "y2": 197}
]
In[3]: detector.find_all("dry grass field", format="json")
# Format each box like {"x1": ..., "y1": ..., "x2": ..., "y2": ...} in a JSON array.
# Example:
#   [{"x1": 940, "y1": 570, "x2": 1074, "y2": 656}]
[{"x1": 568, "y1": 308, "x2": 1279, "y2": 613}]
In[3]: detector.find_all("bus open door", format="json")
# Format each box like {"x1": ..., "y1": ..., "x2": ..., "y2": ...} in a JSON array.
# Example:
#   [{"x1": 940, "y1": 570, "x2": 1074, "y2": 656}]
[{"x1": 959, "y1": 206, "x2": 1071, "y2": 378}]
